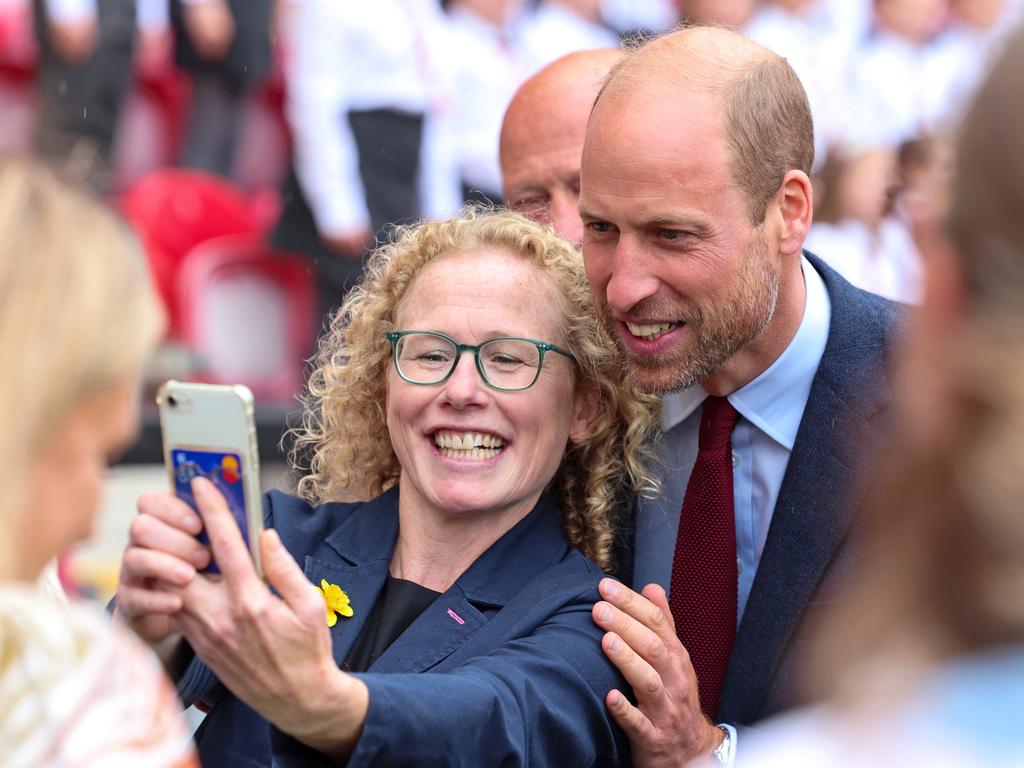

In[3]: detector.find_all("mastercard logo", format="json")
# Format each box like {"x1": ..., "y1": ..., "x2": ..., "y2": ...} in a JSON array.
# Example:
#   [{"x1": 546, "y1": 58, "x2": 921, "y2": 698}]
[{"x1": 221, "y1": 455, "x2": 240, "y2": 484}]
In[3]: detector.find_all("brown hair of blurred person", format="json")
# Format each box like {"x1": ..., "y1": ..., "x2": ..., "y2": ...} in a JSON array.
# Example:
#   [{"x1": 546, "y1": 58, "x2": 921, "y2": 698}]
[
  {"x1": 814, "y1": 23, "x2": 1024, "y2": 701},
  {"x1": 595, "y1": 25, "x2": 814, "y2": 224},
  {"x1": 500, "y1": 48, "x2": 624, "y2": 244}
]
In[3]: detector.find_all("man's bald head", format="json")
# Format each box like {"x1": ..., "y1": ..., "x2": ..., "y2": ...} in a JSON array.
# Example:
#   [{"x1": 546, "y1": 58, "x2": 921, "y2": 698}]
[
  {"x1": 592, "y1": 26, "x2": 814, "y2": 223},
  {"x1": 500, "y1": 48, "x2": 624, "y2": 243}
]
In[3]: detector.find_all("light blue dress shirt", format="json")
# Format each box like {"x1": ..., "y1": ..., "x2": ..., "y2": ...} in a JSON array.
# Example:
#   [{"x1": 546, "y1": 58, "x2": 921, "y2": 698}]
[{"x1": 633, "y1": 257, "x2": 832, "y2": 624}]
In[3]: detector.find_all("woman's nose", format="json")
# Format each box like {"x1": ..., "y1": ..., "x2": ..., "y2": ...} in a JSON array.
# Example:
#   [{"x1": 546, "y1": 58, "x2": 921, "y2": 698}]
[{"x1": 441, "y1": 351, "x2": 486, "y2": 407}]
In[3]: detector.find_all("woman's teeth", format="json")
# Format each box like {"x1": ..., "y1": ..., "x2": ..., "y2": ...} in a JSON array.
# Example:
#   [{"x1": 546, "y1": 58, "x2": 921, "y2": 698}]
[
  {"x1": 433, "y1": 431, "x2": 505, "y2": 459},
  {"x1": 626, "y1": 321, "x2": 680, "y2": 340}
]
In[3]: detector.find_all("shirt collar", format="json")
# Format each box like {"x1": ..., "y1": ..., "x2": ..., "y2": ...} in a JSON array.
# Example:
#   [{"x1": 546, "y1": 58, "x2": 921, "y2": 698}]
[{"x1": 660, "y1": 256, "x2": 832, "y2": 451}]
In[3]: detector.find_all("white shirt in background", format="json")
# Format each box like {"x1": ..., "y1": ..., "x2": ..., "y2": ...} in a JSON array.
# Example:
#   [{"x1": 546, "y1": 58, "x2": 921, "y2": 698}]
[
  {"x1": 805, "y1": 218, "x2": 923, "y2": 304},
  {"x1": 600, "y1": 0, "x2": 676, "y2": 34},
  {"x1": 284, "y1": 0, "x2": 459, "y2": 238},
  {"x1": 516, "y1": 2, "x2": 620, "y2": 76},
  {"x1": 440, "y1": 7, "x2": 528, "y2": 197}
]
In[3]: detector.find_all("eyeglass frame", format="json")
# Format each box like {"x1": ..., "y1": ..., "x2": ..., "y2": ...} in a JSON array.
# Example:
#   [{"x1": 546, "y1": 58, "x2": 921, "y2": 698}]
[{"x1": 385, "y1": 330, "x2": 577, "y2": 391}]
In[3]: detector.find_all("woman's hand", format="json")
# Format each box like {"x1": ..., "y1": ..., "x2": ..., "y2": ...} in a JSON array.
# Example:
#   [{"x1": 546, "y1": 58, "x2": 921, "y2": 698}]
[
  {"x1": 177, "y1": 478, "x2": 368, "y2": 759},
  {"x1": 114, "y1": 492, "x2": 210, "y2": 651}
]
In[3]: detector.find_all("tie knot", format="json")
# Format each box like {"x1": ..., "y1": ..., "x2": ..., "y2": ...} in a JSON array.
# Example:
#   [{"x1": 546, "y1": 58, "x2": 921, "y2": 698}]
[{"x1": 698, "y1": 396, "x2": 739, "y2": 451}]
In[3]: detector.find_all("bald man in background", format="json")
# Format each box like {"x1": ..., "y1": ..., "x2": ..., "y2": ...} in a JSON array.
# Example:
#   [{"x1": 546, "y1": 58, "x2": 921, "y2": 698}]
[{"x1": 499, "y1": 48, "x2": 624, "y2": 244}]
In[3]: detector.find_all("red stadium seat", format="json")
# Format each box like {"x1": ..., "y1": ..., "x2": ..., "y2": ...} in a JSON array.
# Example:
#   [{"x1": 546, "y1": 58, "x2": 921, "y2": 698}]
[
  {"x1": 175, "y1": 234, "x2": 316, "y2": 402},
  {"x1": 120, "y1": 169, "x2": 280, "y2": 336}
]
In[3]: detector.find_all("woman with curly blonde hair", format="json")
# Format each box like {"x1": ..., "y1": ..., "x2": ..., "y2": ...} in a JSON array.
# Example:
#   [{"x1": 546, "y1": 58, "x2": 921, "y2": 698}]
[{"x1": 117, "y1": 208, "x2": 660, "y2": 766}]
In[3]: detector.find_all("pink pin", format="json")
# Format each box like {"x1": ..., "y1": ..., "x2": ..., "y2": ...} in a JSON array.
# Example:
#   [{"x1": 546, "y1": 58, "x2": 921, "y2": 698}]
[{"x1": 446, "y1": 608, "x2": 465, "y2": 625}]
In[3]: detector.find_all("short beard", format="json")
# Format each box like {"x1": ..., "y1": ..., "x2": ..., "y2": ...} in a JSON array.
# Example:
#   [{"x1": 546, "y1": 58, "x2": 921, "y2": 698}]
[{"x1": 607, "y1": 236, "x2": 780, "y2": 395}]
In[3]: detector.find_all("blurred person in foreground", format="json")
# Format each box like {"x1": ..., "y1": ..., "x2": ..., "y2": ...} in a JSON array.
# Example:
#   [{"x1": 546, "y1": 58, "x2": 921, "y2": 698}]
[
  {"x1": 0, "y1": 156, "x2": 195, "y2": 766},
  {"x1": 735, "y1": 22, "x2": 1024, "y2": 766},
  {"x1": 114, "y1": 208, "x2": 659, "y2": 765},
  {"x1": 578, "y1": 26, "x2": 904, "y2": 766},
  {"x1": 499, "y1": 48, "x2": 624, "y2": 244}
]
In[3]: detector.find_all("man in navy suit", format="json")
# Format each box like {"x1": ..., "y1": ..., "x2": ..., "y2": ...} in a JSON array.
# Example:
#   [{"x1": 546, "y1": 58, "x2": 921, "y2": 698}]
[{"x1": 578, "y1": 26, "x2": 902, "y2": 766}]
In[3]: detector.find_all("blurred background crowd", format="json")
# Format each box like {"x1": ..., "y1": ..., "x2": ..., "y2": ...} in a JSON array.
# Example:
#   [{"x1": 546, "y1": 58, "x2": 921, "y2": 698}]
[{"x1": 1, "y1": 0, "x2": 1021, "y2": 599}]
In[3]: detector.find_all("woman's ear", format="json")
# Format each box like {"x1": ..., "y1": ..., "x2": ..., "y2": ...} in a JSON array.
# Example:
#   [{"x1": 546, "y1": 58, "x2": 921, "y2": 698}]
[{"x1": 568, "y1": 381, "x2": 600, "y2": 444}]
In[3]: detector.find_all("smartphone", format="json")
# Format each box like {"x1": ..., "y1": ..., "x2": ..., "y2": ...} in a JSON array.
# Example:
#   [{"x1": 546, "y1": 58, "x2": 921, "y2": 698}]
[{"x1": 157, "y1": 380, "x2": 263, "y2": 577}]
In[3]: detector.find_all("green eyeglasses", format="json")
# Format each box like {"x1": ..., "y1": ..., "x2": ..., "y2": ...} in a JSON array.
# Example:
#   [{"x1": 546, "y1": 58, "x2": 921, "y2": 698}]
[{"x1": 386, "y1": 330, "x2": 577, "y2": 391}]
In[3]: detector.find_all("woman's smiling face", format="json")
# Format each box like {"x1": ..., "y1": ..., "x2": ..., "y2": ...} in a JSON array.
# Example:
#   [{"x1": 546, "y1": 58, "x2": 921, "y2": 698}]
[{"x1": 386, "y1": 248, "x2": 589, "y2": 523}]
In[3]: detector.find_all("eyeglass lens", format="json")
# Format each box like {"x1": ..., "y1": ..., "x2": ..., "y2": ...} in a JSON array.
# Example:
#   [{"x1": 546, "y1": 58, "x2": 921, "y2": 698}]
[{"x1": 394, "y1": 333, "x2": 542, "y2": 389}]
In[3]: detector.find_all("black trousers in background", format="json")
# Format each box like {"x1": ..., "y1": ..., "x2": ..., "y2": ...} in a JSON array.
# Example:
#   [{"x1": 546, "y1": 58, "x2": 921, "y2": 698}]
[
  {"x1": 32, "y1": 0, "x2": 135, "y2": 192},
  {"x1": 271, "y1": 108, "x2": 424, "y2": 339}
]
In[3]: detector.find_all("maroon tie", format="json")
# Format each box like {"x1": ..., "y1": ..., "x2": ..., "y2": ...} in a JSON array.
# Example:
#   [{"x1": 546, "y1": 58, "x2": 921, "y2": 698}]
[{"x1": 668, "y1": 396, "x2": 740, "y2": 718}]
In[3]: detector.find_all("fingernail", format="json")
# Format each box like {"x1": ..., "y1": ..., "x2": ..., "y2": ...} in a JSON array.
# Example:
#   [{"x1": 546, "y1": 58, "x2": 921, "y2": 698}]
[
  {"x1": 182, "y1": 513, "x2": 200, "y2": 532},
  {"x1": 608, "y1": 633, "x2": 621, "y2": 651},
  {"x1": 602, "y1": 579, "x2": 620, "y2": 597},
  {"x1": 609, "y1": 690, "x2": 621, "y2": 706},
  {"x1": 175, "y1": 563, "x2": 196, "y2": 582},
  {"x1": 265, "y1": 529, "x2": 281, "y2": 551},
  {"x1": 598, "y1": 603, "x2": 612, "y2": 622}
]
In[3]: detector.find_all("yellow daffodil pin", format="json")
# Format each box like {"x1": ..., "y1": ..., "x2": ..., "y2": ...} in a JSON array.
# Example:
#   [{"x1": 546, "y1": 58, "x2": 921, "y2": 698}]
[{"x1": 317, "y1": 579, "x2": 354, "y2": 627}]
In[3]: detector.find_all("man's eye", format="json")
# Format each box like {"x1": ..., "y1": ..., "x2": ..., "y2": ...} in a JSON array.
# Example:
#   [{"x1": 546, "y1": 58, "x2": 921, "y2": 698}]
[
  {"x1": 659, "y1": 229, "x2": 694, "y2": 242},
  {"x1": 587, "y1": 221, "x2": 612, "y2": 233}
]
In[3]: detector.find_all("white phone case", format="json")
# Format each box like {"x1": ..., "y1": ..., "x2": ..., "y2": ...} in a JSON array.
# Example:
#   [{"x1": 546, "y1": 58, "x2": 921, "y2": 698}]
[{"x1": 156, "y1": 380, "x2": 264, "y2": 576}]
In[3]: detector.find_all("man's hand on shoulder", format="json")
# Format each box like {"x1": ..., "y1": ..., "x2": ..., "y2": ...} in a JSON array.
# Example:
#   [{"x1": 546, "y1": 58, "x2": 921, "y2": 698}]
[{"x1": 592, "y1": 579, "x2": 725, "y2": 767}]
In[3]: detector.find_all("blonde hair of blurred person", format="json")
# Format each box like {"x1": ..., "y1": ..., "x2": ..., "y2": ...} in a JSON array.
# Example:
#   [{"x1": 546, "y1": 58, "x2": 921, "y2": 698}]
[
  {"x1": 292, "y1": 206, "x2": 660, "y2": 570},
  {"x1": 500, "y1": 49, "x2": 624, "y2": 244},
  {"x1": 0, "y1": 156, "x2": 196, "y2": 767},
  {"x1": 734, "y1": 24, "x2": 1024, "y2": 767}
]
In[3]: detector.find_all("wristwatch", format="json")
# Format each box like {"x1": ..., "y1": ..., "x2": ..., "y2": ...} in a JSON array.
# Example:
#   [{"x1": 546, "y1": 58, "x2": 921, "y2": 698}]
[{"x1": 712, "y1": 725, "x2": 732, "y2": 767}]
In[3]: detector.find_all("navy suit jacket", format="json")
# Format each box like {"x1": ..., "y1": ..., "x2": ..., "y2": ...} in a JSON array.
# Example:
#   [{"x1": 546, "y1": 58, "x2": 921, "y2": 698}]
[
  {"x1": 614, "y1": 253, "x2": 904, "y2": 727},
  {"x1": 179, "y1": 487, "x2": 630, "y2": 767}
]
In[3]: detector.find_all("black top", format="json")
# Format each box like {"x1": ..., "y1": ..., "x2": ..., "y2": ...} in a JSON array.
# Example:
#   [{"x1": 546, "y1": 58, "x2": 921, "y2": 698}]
[{"x1": 346, "y1": 575, "x2": 441, "y2": 672}]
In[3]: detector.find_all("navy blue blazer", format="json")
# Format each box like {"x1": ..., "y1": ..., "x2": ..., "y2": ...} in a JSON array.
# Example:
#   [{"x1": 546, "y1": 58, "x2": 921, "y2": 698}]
[
  {"x1": 178, "y1": 487, "x2": 630, "y2": 767},
  {"x1": 613, "y1": 253, "x2": 905, "y2": 727}
]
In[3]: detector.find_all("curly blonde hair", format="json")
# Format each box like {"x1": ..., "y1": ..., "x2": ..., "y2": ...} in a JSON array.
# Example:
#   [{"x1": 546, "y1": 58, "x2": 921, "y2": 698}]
[{"x1": 290, "y1": 207, "x2": 659, "y2": 569}]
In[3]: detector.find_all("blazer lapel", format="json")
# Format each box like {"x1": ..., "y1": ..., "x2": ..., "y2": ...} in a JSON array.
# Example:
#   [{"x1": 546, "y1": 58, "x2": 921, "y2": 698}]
[
  {"x1": 301, "y1": 489, "x2": 400, "y2": 670},
  {"x1": 718, "y1": 255, "x2": 900, "y2": 724},
  {"x1": 371, "y1": 492, "x2": 569, "y2": 674}
]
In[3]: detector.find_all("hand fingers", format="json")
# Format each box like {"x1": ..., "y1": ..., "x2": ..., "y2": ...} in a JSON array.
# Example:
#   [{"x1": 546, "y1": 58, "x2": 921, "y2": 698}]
[
  {"x1": 640, "y1": 582, "x2": 676, "y2": 635},
  {"x1": 600, "y1": 631, "x2": 669, "y2": 713},
  {"x1": 115, "y1": 583, "x2": 183, "y2": 618},
  {"x1": 598, "y1": 578, "x2": 677, "y2": 642},
  {"x1": 260, "y1": 530, "x2": 321, "y2": 623},
  {"x1": 129, "y1": 499, "x2": 210, "y2": 571},
  {"x1": 594, "y1": 591, "x2": 684, "y2": 682},
  {"x1": 121, "y1": 546, "x2": 196, "y2": 587},
  {"x1": 191, "y1": 476, "x2": 258, "y2": 590},
  {"x1": 605, "y1": 688, "x2": 658, "y2": 745},
  {"x1": 138, "y1": 491, "x2": 203, "y2": 535}
]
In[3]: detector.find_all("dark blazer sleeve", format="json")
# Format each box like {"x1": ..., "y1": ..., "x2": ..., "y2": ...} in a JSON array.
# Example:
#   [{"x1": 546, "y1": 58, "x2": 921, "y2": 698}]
[
  {"x1": 269, "y1": 573, "x2": 629, "y2": 767},
  {"x1": 350, "y1": 584, "x2": 627, "y2": 766}
]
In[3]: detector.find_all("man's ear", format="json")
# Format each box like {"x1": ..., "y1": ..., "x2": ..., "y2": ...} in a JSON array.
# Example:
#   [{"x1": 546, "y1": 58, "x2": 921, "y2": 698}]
[
  {"x1": 568, "y1": 381, "x2": 600, "y2": 444},
  {"x1": 773, "y1": 169, "x2": 813, "y2": 258}
]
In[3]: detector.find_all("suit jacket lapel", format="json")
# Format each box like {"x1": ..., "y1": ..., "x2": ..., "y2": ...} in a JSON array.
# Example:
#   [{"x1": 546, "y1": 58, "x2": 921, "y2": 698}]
[{"x1": 717, "y1": 255, "x2": 899, "y2": 723}]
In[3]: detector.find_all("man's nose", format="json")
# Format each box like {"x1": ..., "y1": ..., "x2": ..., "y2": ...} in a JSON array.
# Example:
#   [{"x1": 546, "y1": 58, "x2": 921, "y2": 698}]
[
  {"x1": 550, "y1": 190, "x2": 583, "y2": 245},
  {"x1": 604, "y1": 237, "x2": 661, "y2": 314}
]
